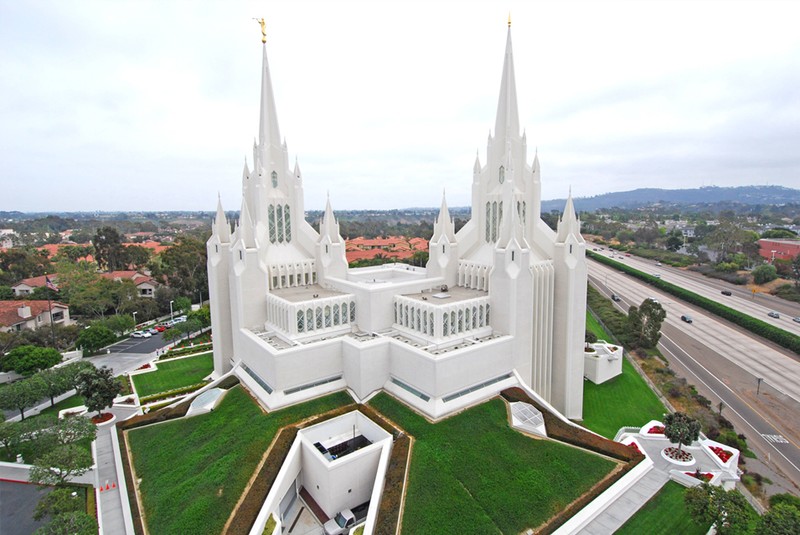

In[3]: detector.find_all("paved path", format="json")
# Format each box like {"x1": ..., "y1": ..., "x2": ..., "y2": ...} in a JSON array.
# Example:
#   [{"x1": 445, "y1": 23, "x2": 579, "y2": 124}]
[{"x1": 95, "y1": 406, "x2": 139, "y2": 535}]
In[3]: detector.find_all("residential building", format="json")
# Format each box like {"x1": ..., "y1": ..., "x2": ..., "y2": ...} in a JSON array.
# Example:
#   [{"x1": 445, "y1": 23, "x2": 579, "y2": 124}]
[
  {"x1": 0, "y1": 300, "x2": 72, "y2": 332},
  {"x1": 207, "y1": 25, "x2": 588, "y2": 420},
  {"x1": 758, "y1": 238, "x2": 800, "y2": 262}
]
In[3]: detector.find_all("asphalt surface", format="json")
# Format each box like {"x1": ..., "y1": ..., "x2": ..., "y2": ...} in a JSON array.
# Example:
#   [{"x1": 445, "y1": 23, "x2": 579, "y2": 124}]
[
  {"x1": 589, "y1": 257, "x2": 800, "y2": 491},
  {"x1": 0, "y1": 481, "x2": 52, "y2": 535}
]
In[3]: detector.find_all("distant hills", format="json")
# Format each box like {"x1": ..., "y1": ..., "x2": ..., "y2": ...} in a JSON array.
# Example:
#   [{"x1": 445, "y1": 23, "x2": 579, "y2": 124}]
[{"x1": 541, "y1": 185, "x2": 800, "y2": 213}]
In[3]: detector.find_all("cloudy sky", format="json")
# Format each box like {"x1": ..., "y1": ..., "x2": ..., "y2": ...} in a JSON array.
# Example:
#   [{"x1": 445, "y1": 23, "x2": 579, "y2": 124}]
[{"x1": 2, "y1": 0, "x2": 799, "y2": 213}]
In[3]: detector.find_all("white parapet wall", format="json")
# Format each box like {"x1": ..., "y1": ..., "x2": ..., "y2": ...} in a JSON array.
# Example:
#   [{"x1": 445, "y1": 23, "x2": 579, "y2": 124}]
[{"x1": 583, "y1": 340, "x2": 623, "y2": 384}]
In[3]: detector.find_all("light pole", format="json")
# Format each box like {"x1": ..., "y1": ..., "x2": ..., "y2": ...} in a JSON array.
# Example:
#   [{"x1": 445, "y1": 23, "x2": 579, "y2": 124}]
[
  {"x1": 757, "y1": 377, "x2": 763, "y2": 395},
  {"x1": 771, "y1": 250, "x2": 777, "y2": 264},
  {"x1": 169, "y1": 300, "x2": 174, "y2": 323},
  {"x1": 132, "y1": 311, "x2": 137, "y2": 328}
]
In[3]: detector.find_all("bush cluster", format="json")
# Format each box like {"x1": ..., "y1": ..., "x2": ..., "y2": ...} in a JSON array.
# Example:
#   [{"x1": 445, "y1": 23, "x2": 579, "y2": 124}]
[
  {"x1": 159, "y1": 347, "x2": 212, "y2": 360},
  {"x1": 588, "y1": 251, "x2": 800, "y2": 354},
  {"x1": 138, "y1": 383, "x2": 207, "y2": 404}
]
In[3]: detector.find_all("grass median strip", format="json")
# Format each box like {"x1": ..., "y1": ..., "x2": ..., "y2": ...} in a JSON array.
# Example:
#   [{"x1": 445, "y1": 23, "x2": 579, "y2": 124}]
[
  {"x1": 616, "y1": 481, "x2": 710, "y2": 535},
  {"x1": 132, "y1": 353, "x2": 214, "y2": 398}
]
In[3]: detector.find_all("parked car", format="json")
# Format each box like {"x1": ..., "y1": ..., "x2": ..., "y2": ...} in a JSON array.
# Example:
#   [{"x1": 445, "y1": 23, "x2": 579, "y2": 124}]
[
  {"x1": 768, "y1": 311, "x2": 780, "y2": 319},
  {"x1": 681, "y1": 315, "x2": 693, "y2": 323},
  {"x1": 323, "y1": 502, "x2": 369, "y2": 535},
  {"x1": 173, "y1": 315, "x2": 187, "y2": 324},
  {"x1": 721, "y1": 290, "x2": 732, "y2": 296},
  {"x1": 131, "y1": 330, "x2": 151, "y2": 338},
  {"x1": 154, "y1": 324, "x2": 167, "y2": 332},
  {"x1": 611, "y1": 294, "x2": 621, "y2": 302},
  {"x1": 147, "y1": 328, "x2": 159, "y2": 335}
]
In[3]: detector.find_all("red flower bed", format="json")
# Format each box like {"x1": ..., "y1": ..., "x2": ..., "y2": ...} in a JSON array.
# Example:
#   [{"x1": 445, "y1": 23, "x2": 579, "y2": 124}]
[
  {"x1": 663, "y1": 447, "x2": 693, "y2": 463},
  {"x1": 685, "y1": 471, "x2": 713, "y2": 481},
  {"x1": 627, "y1": 442, "x2": 642, "y2": 455},
  {"x1": 136, "y1": 363, "x2": 152, "y2": 371},
  {"x1": 91, "y1": 412, "x2": 114, "y2": 424},
  {"x1": 710, "y1": 446, "x2": 733, "y2": 463},
  {"x1": 647, "y1": 425, "x2": 665, "y2": 434}
]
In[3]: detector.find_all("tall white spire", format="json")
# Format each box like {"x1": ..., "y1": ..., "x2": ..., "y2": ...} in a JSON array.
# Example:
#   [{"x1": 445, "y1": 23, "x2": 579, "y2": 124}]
[
  {"x1": 239, "y1": 199, "x2": 257, "y2": 249},
  {"x1": 258, "y1": 44, "x2": 281, "y2": 149},
  {"x1": 320, "y1": 193, "x2": 342, "y2": 244},
  {"x1": 556, "y1": 189, "x2": 583, "y2": 242},
  {"x1": 494, "y1": 26, "x2": 520, "y2": 139}
]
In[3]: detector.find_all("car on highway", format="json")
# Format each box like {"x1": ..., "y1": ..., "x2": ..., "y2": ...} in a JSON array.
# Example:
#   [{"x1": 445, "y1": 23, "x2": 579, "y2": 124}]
[
  {"x1": 768, "y1": 311, "x2": 780, "y2": 319},
  {"x1": 794, "y1": 317, "x2": 800, "y2": 323},
  {"x1": 653, "y1": 273, "x2": 661, "y2": 278},
  {"x1": 131, "y1": 330, "x2": 152, "y2": 338},
  {"x1": 721, "y1": 290, "x2": 732, "y2": 296},
  {"x1": 681, "y1": 315, "x2": 693, "y2": 323},
  {"x1": 611, "y1": 294, "x2": 621, "y2": 302},
  {"x1": 655, "y1": 261, "x2": 662, "y2": 266},
  {"x1": 648, "y1": 298, "x2": 660, "y2": 305}
]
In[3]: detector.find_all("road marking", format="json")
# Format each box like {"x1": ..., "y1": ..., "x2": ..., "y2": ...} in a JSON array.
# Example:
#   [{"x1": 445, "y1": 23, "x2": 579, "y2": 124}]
[
  {"x1": 659, "y1": 333, "x2": 800, "y2": 476},
  {"x1": 762, "y1": 434, "x2": 789, "y2": 444}
]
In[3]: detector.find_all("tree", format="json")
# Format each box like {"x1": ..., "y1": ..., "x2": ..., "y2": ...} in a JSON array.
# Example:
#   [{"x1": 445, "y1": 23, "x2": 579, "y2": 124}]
[
  {"x1": 0, "y1": 420, "x2": 24, "y2": 457},
  {"x1": 153, "y1": 237, "x2": 208, "y2": 298},
  {"x1": 174, "y1": 296, "x2": 191, "y2": 314},
  {"x1": 76, "y1": 325, "x2": 116, "y2": 354},
  {"x1": 2, "y1": 345, "x2": 62, "y2": 376},
  {"x1": 756, "y1": 503, "x2": 800, "y2": 535},
  {"x1": 0, "y1": 247, "x2": 52, "y2": 286},
  {"x1": 665, "y1": 230, "x2": 683, "y2": 252},
  {"x1": 36, "y1": 367, "x2": 73, "y2": 407},
  {"x1": 75, "y1": 366, "x2": 121, "y2": 416},
  {"x1": 752, "y1": 264, "x2": 778, "y2": 285},
  {"x1": 51, "y1": 416, "x2": 97, "y2": 446},
  {"x1": 664, "y1": 412, "x2": 701, "y2": 452},
  {"x1": 33, "y1": 488, "x2": 84, "y2": 521},
  {"x1": 123, "y1": 244, "x2": 152, "y2": 271},
  {"x1": 626, "y1": 298, "x2": 666, "y2": 349},
  {"x1": 188, "y1": 305, "x2": 210, "y2": 329},
  {"x1": 92, "y1": 226, "x2": 126, "y2": 271},
  {"x1": 685, "y1": 483, "x2": 753, "y2": 535},
  {"x1": 97, "y1": 314, "x2": 135, "y2": 336},
  {"x1": 35, "y1": 511, "x2": 98, "y2": 535},
  {"x1": 29, "y1": 444, "x2": 93, "y2": 486},
  {"x1": 761, "y1": 228, "x2": 798, "y2": 239},
  {"x1": 0, "y1": 377, "x2": 47, "y2": 419}
]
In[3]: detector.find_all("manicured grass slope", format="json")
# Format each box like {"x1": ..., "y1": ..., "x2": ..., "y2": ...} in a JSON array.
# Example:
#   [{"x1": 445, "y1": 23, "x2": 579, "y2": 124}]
[
  {"x1": 127, "y1": 387, "x2": 351, "y2": 535},
  {"x1": 616, "y1": 481, "x2": 710, "y2": 535},
  {"x1": 368, "y1": 393, "x2": 616, "y2": 534},
  {"x1": 131, "y1": 354, "x2": 214, "y2": 397}
]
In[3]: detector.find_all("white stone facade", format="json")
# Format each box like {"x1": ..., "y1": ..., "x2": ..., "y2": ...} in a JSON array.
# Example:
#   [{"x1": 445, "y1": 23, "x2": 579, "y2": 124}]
[{"x1": 208, "y1": 27, "x2": 588, "y2": 420}]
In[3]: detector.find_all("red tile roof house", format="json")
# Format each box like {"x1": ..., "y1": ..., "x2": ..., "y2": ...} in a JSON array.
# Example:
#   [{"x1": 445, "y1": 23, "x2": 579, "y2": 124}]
[
  {"x1": 11, "y1": 274, "x2": 58, "y2": 297},
  {"x1": 0, "y1": 300, "x2": 73, "y2": 333},
  {"x1": 345, "y1": 236, "x2": 430, "y2": 263},
  {"x1": 100, "y1": 271, "x2": 160, "y2": 298}
]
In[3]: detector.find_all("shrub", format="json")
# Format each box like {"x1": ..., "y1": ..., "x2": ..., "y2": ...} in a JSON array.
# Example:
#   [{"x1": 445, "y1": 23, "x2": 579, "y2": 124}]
[{"x1": 753, "y1": 264, "x2": 778, "y2": 284}]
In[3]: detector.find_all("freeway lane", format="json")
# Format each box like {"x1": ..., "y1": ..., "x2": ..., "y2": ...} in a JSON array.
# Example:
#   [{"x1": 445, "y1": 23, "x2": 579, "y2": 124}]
[
  {"x1": 589, "y1": 244, "x2": 800, "y2": 335},
  {"x1": 588, "y1": 259, "x2": 800, "y2": 487}
]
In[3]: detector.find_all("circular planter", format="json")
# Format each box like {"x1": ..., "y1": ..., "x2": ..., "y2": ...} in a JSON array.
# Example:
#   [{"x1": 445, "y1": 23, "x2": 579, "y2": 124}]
[
  {"x1": 661, "y1": 446, "x2": 695, "y2": 466},
  {"x1": 92, "y1": 412, "x2": 116, "y2": 426}
]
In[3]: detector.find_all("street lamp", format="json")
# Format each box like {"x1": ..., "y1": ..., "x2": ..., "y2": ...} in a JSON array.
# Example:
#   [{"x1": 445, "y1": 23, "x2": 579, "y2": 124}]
[
  {"x1": 132, "y1": 311, "x2": 137, "y2": 327},
  {"x1": 169, "y1": 300, "x2": 174, "y2": 322},
  {"x1": 771, "y1": 250, "x2": 777, "y2": 264}
]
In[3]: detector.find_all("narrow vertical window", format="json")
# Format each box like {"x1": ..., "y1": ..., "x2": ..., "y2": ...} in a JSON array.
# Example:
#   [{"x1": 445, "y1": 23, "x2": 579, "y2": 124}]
[
  {"x1": 570, "y1": 244, "x2": 573, "y2": 254},
  {"x1": 342, "y1": 303, "x2": 349, "y2": 323},
  {"x1": 316, "y1": 307, "x2": 323, "y2": 329},
  {"x1": 276, "y1": 205, "x2": 284, "y2": 243},
  {"x1": 485, "y1": 202, "x2": 491, "y2": 242},
  {"x1": 325, "y1": 306, "x2": 332, "y2": 327},
  {"x1": 306, "y1": 309, "x2": 314, "y2": 330},
  {"x1": 491, "y1": 201, "x2": 498, "y2": 241},
  {"x1": 333, "y1": 304, "x2": 340, "y2": 325},
  {"x1": 297, "y1": 311, "x2": 305, "y2": 332},
  {"x1": 458, "y1": 310, "x2": 464, "y2": 332},
  {"x1": 499, "y1": 165, "x2": 505, "y2": 183},
  {"x1": 284, "y1": 204, "x2": 291, "y2": 242},
  {"x1": 268, "y1": 205, "x2": 276, "y2": 243},
  {"x1": 271, "y1": 170, "x2": 278, "y2": 188},
  {"x1": 350, "y1": 301, "x2": 356, "y2": 322},
  {"x1": 443, "y1": 312, "x2": 450, "y2": 334}
]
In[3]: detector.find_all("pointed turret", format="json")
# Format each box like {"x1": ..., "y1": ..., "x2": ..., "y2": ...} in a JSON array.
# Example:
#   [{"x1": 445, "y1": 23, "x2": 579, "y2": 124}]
[
  {"x1": 258, "y1": 44, "x2": 281, "y2": 150},
  {"x1": 213, "y1": 195, "x2": 231, "y2": 243},
  {"x1": 556, "y1": 189, "x2": 582, "y2": 242},
  {"x1": 494, "y1": 27, "x2": 520, "y2": 139},
  {"x1": 320, "y1": 193, "x2": 343, "y2": 244},
  {"x1": 432, "y1": 190, "x2": 456, "y2": 243},
  {"x1": 239, "y1": 200, "x2": 257, "y2": 249},
  {"x1": 293, "y1": 158, "x2": 302, "y2": 181}
]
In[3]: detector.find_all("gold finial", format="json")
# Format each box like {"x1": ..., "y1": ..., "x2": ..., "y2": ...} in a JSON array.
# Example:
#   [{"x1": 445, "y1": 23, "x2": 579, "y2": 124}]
[
  {"x1": 253, "y1": 18, "x2": 266, "y2": 44},
  {"x1": 508, "y1": 12, "x2": 511, "y2": 28}
]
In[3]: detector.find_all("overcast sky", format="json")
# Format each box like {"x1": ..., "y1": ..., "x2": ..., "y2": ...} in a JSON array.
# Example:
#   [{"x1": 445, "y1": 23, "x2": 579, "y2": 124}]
[{"x1": 2, "y1": 0, "x2": 799, "y2": 213}]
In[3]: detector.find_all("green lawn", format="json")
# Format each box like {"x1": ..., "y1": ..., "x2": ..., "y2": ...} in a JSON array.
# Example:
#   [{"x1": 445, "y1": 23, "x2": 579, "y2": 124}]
[
  {"x1": 616, "y1": 481, "x2": 711, "y2": 535},
  {"x1": 582, "y1": 312, "x2": 667, "y2": 439},
  {"x1": 37, "y1": 393, "x2": 86, "y2": 418},
  {"x1": 368, "y1": 393, "x2": 617, "y2": 534},
  {"x1": 127, "y1": 387, "x2": 351, "y2": 535},
  {"x1": 131, "y1": 354, "x2": 214, "y2": 398}
]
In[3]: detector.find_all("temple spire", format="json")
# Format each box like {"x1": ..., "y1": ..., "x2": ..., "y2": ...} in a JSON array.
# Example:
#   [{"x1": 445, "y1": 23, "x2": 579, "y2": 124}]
[
  {"x1": 258, "y1": 41, "x2": 281, "y2": 150},
  {"x1": 494, "y1": 25, "x2": 520, "y2": 139},
  {"x1": 432, "y1": 189, "x2": 456, "y2": 243},
  {"x1": 213, "y1": 194, "x2": 230, "y2": 243},
  {"x1": 321, "y1": 192, "x2": 342, "y2": 244},
  {"x1": 556, "y1": 188, "x2": 582, "y2": 242}
]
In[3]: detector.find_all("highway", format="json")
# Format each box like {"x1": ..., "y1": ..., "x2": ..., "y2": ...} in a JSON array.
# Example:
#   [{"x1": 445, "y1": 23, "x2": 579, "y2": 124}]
[{"x1": 588, "y1": 258, "x2": 800, "y2": 489}]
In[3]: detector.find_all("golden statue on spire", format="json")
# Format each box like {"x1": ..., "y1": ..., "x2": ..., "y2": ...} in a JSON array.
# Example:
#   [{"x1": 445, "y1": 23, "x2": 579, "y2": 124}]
[
  {"x1": 508, "y1": 12, "x2": 512, "y2": 28},
  {"x1": 253, "y1": 18, "x2": 266, "y2": 43}
]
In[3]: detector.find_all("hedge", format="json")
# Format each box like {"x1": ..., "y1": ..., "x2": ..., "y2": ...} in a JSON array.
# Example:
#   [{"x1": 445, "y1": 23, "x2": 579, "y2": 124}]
[
  {"x1": 138, "y1": 382, "x2": 208, "y2": 404},
  {"x1": 588, "y1": 251, "x2": 800, "y2": 355}
]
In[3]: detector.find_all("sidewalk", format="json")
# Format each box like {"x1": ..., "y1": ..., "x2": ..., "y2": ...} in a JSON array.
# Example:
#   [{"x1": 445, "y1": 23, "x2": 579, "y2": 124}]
[{"x1": 95, "y1": 405, "x2": 139, "y2": 535}]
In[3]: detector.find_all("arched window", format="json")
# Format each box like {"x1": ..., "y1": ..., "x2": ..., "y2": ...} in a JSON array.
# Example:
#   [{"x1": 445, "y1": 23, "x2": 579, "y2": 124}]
[
  {"x1": 297, "y1": 311, "x2": 304, "y2": 333},
  {"x1": 450, "y1": 311, "x2": 456, "y2": 335},
  {"x1": 342, "y1": 302, "x2": 348, "y2": 323},
  {"x1": 284, "y1": 204, "x2": 291, "y2": 242},
  {"x1": 416, "y1": 308, "x2": 421, "y2": 331},
  {"x1": 499, "y1": 201, "x2": 503, "y2": 231},
  {"x1": 350, "y1": 301, "x2": 356, "y2": 322},
  {"x1": 271, "y1": 170, "x2": 278, "y2": 188},
  {"x1": 429, "y1": 315, "x2": 434, "y2": 335},
  {"x1": 316, "y1": 307, "x2": 323, "y2": 329},
  {"x1": 423, "y1": 311, "x2": 428, "y2": 333},
  {"x1": 393, "y1": 303, "x2": 398, "y2": 324},
  {"x1": 276, "y1": 205, "x2": 285, "y2": 243},
  {"x1": 473, "y1": 306, "x2": 478, "y2": 328},
  {"x1": 443, "y1": 312, "x2": 450, "y2": 335},
  {"x1": 465, "y1": 307, "x2": 471, "y2": 330},
  {"x1": 458, "y1": 310, "x2": 464, "y2": 332},
  {"x1": 268, "y1": 205, "x2": 276, "y2": 243},
  {"x1": 325, "y1": 306, "x2": 332, "y2": 327},
  {"x1": 306, "y1": 309, "x2": 313, "y2": 331},
  {"x1": 333, "y1": 304, "x2": 340, "y2": 325},
  {"x1": 486, "y1": 304, "x2": 490, "y2": 324},
  {"x1": 479, "y1": 305, "x2": 484, "y2": 326},
  {"x1": 499, "y1": 165, "x2": 505, "y2": 184},
  {"x1": 491, "y1": 201, "x2": 498, "y2": 241}
]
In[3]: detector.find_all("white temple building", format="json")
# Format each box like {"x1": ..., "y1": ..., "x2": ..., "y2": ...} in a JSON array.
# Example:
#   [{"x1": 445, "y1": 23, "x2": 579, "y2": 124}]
[{"x1": 207, "y1": 25, "x2": 588, "y2": 420}]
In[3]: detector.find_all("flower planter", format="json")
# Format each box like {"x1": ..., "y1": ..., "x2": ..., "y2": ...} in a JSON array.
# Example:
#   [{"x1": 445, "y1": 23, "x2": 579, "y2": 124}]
[
  {"x1": 661, "y1": 446, "x2": 695, "y2": 466},
  {"x1": 710, "y1": 445, "x2": 732, "y2": 463},
  {"x1": 92, "y1": 412, "x2": 116, "y2": 426},
  {"x1": 647, "y1": 425, "x2": 665, "y2": 434},
  {"x1": 685, "y1": 471, "x2": 713, "y2": 482}
]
